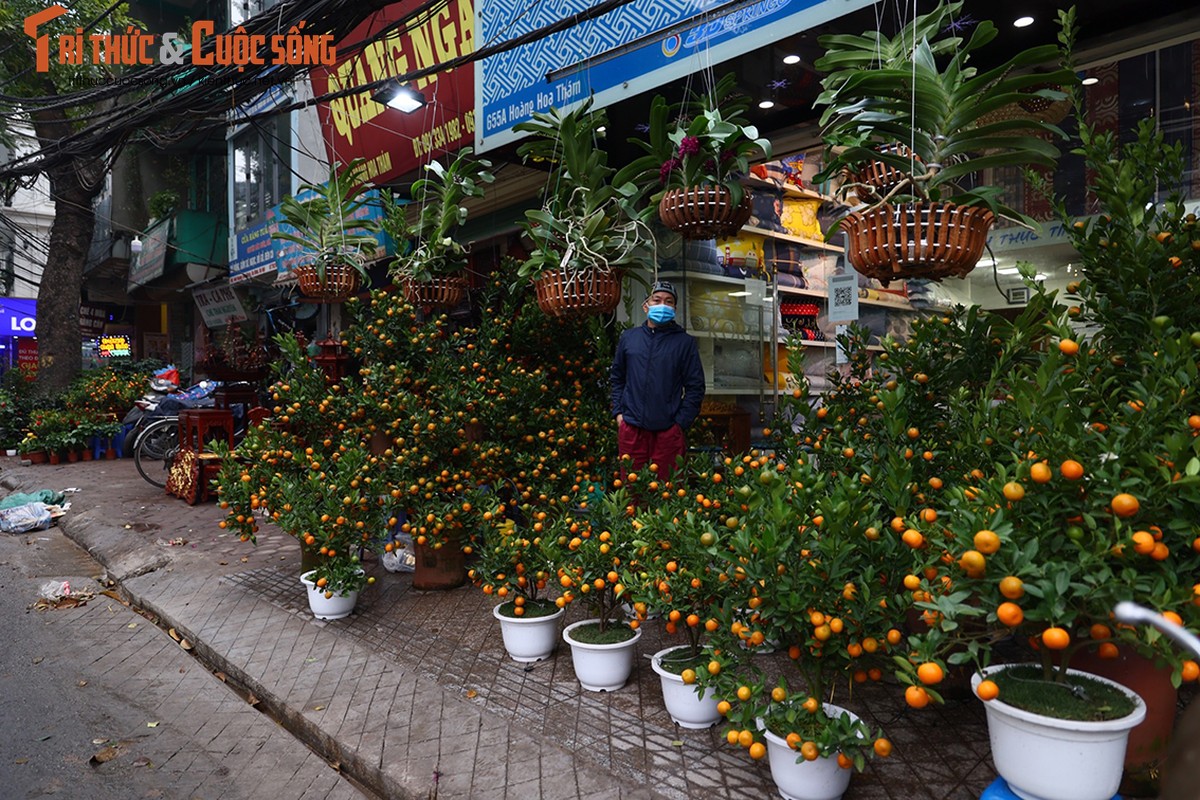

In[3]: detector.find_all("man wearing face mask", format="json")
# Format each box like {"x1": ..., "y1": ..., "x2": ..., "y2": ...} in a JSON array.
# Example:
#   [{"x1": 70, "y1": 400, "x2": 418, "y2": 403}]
[{"x1": 610, "y1": 280, "x2": 706, "y2": 480}]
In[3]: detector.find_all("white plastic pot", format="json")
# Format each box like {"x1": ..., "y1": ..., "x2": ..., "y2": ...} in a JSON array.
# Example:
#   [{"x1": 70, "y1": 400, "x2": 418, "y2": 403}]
[
  {"x1": 651, "y1": 646, "x2": 721, "y2": 729},
  {"x1": 562, "y1": 618, "x2": 641, "y2": 692},
  {"x1": 493, "y1": 603, "x2": 564, "y2": 662},
  {"x1": 973, "y1": 664, "x2": 1147, "y2": 800},
  {"x1": 762, "y1": 704, "x2": 859, "y2": 800},
  {"x1": 299, "y1": 570, "x2": 360, "y2": 621}
]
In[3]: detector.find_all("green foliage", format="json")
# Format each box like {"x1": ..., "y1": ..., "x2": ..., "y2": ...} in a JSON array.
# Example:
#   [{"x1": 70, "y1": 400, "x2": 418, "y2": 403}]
[
  {"x1": 271, "y1": 159, "x2": 379, "y2": 284},
  {"x1": 514, "y1": 101, "x2": 652, "y2": 282},
  {"x1": 614, "y1": 73, "x2": 772, "y2": 212},
  {"x1": 814, "y1": 1, "x2": 1074, "y2": 223},
  {"x1": 377, "y1": 148, "x2": 494, "y2": 282}
]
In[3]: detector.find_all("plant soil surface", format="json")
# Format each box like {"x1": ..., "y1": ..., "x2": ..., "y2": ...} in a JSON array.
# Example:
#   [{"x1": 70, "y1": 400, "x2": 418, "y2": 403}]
[
  {"x1": 569, "y1": 621, "x2": 637, "y2": 645},
  {"x1": 992, "y1": 665, "x2": 1137, "y2": 721},
  {"x1": 497, "y1": 599, "x2": 560, "y2": 619}
]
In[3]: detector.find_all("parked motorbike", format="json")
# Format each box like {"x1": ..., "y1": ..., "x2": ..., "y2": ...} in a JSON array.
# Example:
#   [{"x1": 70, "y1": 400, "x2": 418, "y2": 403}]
[{"x1": 119, "y1": 378, "x2": 219, "y2": 456}]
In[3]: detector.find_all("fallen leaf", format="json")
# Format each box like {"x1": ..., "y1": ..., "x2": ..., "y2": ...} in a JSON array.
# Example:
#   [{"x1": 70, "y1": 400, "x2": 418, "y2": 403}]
[
  {"x1": 214, "y1": 672, "x2": 227, "y2": 683},
  {"x1": 218, "y1": 561, "x2": 228, "y2": 566},
  {"x1": 146, "y1": 722, "x2": 158, "y2": 728},
  {"x1": 32, "y1": 657, "x2": 43, "y2": 665},
  {"x1": 247, "y1": 694, "x2": 260, "y2": 707},
  {"x1": 465, "y1": 689, "x2": 477, "y2": 699},
  {"x1": 313, "y1": 705, "x2": 325, "y2": 711},
  {"x1": 15, "y1": 758, "x2": 28, "y2": 765},
  {"x1": 240, "y1": 557, "x2": 249, "y2": 563},
  {"x1": 131, "y1": 757, "x2": 152, "y2": 768},
  {"x1": 92, "y1": 738, "x2": 108, "y2": 745},
  {"x1": 90, "y1": 746, "x2": 119, "y2": 765},
  {"x1": 127, "y1": 622, "x2": 137, "y2": 629},
  {"x1": 77, "y1": 680, "x2": 88, "y2": 687},
  {"x1": 168, "y1": 628, "x2": 180, "y2": 642},
  {"x1": 179, "y1": 639, "x2": 193, "y2": 651},
  {"x1": 671, "y1": 740, "x2": 683, "y2": 747}
]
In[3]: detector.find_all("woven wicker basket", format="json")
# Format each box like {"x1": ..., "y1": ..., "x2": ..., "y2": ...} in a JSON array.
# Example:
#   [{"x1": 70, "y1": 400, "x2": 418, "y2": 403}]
[
  {"x1": 842, "y1": 202, "x2": 994, "y2": 285},
  {"x1": 533, "y1": 268, "x2": 624, "y2": 318},
  {"x1": 401, "y1": 276, "x2": 468, "y2": 310},
  {"x1": 848, "y1": 144, "x2": 922, "y2": 203},
  {"x1": 659, "y1": 186, "x2": 752, "y2": 240},
  {"x1": 295, "y1": 262, "x2": 361, "y2": 302}
]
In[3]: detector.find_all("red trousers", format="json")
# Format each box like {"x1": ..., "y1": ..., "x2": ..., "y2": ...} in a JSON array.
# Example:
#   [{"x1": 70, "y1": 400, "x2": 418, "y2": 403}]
[{"x1": 618, "y1": 420, "x2": 686, "y2": 481}]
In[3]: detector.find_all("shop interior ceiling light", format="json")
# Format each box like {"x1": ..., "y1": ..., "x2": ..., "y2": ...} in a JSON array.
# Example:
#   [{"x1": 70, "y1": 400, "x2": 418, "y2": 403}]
[
  {"x1": 1013, "y1": 15, "x2": 1034, "y2": 28},
  {"x1": 782, "y1": 54, "x2": 801, "y2": 65},
  {"x1": 758, "y1": 100, "x2": 775, "y2": 109},
  {"x1": 130, "y1": 236, "x2": 143, "y2": 254}
]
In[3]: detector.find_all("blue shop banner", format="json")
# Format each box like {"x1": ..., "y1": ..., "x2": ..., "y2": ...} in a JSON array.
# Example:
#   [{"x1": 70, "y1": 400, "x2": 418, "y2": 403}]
[
  {"x1": 474, "y1": 0, "x2": 873, "y2": 152},
  {"x1": 0, "y1": 298, "x2": 37, "y2": 337}
]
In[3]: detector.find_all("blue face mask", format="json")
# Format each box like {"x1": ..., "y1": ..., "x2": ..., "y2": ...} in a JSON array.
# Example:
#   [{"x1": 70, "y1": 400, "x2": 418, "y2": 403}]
[{"x1": 647, "y1": 304, "x2": 675, "y2": 324}]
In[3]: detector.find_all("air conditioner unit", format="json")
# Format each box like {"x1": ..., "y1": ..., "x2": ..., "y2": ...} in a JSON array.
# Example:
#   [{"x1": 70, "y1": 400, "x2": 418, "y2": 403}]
[{"x1": 1006, "y1": 287, "x2": 1030, "y2": 305}]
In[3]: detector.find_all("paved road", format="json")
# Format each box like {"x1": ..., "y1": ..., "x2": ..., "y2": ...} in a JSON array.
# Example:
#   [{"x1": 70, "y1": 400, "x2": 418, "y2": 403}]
[{"x1": 0, "y1": 503, "x2": 371, "y2": 800}]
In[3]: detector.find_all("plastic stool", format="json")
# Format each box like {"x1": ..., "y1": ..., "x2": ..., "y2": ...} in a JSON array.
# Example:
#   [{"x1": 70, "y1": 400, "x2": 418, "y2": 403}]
[
  {"x1": 980, "y1": 778, "x2": 1120, "y2": 800},
  {"x1": 177, "y1": 408, "x2": 235, "y2": 452}
]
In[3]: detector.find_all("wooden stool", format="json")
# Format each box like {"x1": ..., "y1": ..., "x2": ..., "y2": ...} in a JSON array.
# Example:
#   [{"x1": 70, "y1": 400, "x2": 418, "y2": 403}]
[
  {"x1": 177, "y1": 408, "x2": 235, "y2": 452},
  {"x1": 214, "y1": 384, "x2": 258, "y2": 410}
]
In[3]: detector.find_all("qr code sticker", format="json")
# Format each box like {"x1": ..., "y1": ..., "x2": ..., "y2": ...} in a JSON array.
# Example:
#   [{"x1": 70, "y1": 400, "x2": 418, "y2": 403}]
[{"x1": 833, "y1": 286, "x2": 853, "y2": 308}]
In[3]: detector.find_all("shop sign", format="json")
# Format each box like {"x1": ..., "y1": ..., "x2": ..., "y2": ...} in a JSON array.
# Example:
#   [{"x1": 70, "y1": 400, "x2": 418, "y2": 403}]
[
  {"x1": 309, "y1": 0, "x2": 474, "y2": 185},
  {"x1": 475, "y1": 0, "x2": 874, "y2": 152},
  {"x1": 79, "y1": 303, "x2": 107, "y2": 337},
  {"x1": 193, "y1": 284, "x2": 250, "y2": 328},
  {"x1": 127, "y1": 217, "x2": 171, "y2": 289},
  {"x1": 16, "y1": 338, "x2": 37, "y2": 372},
  {"x1": 0, "y1": 298, "x2": 37, "y2": 336},
  {"x1": 229, "y1": 214, "x2": 281, "y2": 285},
  {"x1": 98, "y1": 335, "x2": 132, "y2": 358}
]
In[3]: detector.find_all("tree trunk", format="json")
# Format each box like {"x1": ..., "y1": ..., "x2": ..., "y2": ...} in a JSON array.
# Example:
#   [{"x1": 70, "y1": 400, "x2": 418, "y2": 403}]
[{"x1": 30, "y1": 108, "x2": 106, "y2": 396}]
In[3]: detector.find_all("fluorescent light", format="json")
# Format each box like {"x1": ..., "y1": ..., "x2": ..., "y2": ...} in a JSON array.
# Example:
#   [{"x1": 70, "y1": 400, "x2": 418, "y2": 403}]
[
  {"x1": 758, "y1": 100, "x2": 775, "y2": 110},
  {"x1": 996, "y1": 267, "x2": 1021, "y2": 275},
  {"x1": 727, "y1": 291, "x2": 751, "y2": 297},
  {"x1": 1013, "y1": 16, "x2": 1034, "y2": 28},
  {"x1": 1081, "y1": 76, "x2": 1099, "y2": 86},
  {"x1": 782, "y1": 54, "x2": 801, "y2": 65}
]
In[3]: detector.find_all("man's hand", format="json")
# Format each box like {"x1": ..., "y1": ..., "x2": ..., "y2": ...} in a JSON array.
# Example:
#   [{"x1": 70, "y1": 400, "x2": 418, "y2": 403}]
[{"x1": 616, "y1": 414, "x2": 624, "y2": 426}]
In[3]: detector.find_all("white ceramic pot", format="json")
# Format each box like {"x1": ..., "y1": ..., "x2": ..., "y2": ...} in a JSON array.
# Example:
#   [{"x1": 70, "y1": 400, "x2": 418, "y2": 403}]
[
  {"x1": 973, "y1": 664, "x2": 1147, "y2": 800},
  {"x1": 5, "y1": 449, "x2": 16, "y2": 457},
  {"x1": 493, "y1": 603, "x2": 564, "y2": 662},
  {"x1": 562, "y1": 618, "x2": 641, "y2": 692},
  {"x1": 300, "y1": 570, "x2": 360, "y2": 621},
  {"x1": 651, "y1": 646, "x2": 721, "y2": 729},
  {"x1": 762, "y1": 704, "x2": 859, "y2": 800}
]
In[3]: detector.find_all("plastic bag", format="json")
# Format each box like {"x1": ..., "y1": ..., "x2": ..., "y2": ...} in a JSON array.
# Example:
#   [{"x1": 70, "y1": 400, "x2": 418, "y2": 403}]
[
  {"x1": 0, "y1": 502, "x2": 53, "y2": 533},
  {"x1": 381, "y1": 531, "x2": 415, "y2": 573},
  {"x1": 39, "y1": 580, "x2": 72, "y2": 601},
  {"x1": 153, "y1": 365, "x2": 180, "y2": 386}
]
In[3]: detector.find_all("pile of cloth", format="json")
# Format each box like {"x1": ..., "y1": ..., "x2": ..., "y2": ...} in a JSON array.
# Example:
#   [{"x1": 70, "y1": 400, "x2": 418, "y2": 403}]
[{"x1": 0, "y1": 489, "x2": 68, "y2": 533}]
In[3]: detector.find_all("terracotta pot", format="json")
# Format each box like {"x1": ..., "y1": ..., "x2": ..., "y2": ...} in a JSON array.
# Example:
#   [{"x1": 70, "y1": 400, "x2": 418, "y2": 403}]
[
  {"x1": 66, "y1": 449, "x2": 79, "y2": 463},
  {"x1": 295, "y1": 262, "x2": 361, "y2": 302},
  {"x1": 658, "y1": 186, "x2": 752, "y2": 240},
  {"x1": 400, "y1": 275, "x2": 467, "y2": 310},
  {"x1": 105, "y1": 448, "x2": 117, "y2": 460},
  {"x1": 25, "y1": 450, "x2": 47, "y2": 464},
  {"x1": 1073, "y1": 647, "x2": 1177, "y2": 777},
  {"x1": 532, "y1": 268, "x2": 623, "y2": 319},
  {"x1": 412, "y1": 540, "x2": 466, "y2": 590},
  {"x1": 81, "y1": 448, "x2": 93, "y2": 461},
  {"x1": 48, "y1": 452, "x2": 61, "y2": 465},
  {"x1": 841, "y1": 202, "x2": 994, "y2": 285}
]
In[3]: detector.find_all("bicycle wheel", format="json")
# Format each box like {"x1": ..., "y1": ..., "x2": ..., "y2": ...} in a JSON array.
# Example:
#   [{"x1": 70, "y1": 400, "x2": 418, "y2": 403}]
[{"x1": 134, "y1": 417, "x2": 179, "y2": 488}]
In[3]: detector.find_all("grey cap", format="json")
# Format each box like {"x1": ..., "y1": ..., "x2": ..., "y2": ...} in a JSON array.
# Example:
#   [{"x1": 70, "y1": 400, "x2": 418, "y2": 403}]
[{"x1": 648, "y1": 280, "x2": 676, "y2": 300}]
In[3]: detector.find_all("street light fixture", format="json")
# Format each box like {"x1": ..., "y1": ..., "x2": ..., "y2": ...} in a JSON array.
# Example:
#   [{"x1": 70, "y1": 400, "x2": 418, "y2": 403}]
[{"x1": 372, "y1": 82, "x2": 427, "y2": 114}]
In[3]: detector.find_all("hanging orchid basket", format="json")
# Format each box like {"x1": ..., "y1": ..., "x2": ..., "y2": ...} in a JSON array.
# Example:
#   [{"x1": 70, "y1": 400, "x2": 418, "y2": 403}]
[
  {"x1": 400, "y1": 275, "x2": 468, "y2": 310},
  {"x1": 533, "y1": 268, "x2": 624, "y2": 318},
  {"x1": 847, "y1": 144, "x2": 923, "y2": 203},
  {"x1": 841, "y1": 202, "x2": 994, "y2": 285},
  {"x1": 295, "y1": 262, "x2": 361, "y2": 302},
  {"x1": 658, "y1": 186, "x2": 752, "y2": 240}
]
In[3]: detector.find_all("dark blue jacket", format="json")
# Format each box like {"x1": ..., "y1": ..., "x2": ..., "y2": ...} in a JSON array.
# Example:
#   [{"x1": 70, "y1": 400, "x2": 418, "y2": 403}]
[{"x1": 610, "y1": 321, "x2": 706, "y2": 431}]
